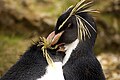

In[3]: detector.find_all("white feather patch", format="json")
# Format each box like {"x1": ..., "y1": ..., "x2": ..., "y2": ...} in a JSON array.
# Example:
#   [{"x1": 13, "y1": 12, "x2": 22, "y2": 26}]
[
  {"x1": 63, "y1": 39, "x2": 79, "y2": 65},
  {"x1": 37, "y1": 62, "x2": 65, "y2": 80}
]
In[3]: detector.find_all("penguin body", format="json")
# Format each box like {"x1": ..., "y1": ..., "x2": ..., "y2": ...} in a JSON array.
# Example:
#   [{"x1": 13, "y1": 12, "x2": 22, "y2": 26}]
[
  {"x1": 0, "y1": 42, "x2": 65, "y2": 80},
  {"x1": 0, "y1": 44, "x2": 47, "y2": 80},
  {"x1": 62, "y1": 39, "x2": 105, "y2": 80}
]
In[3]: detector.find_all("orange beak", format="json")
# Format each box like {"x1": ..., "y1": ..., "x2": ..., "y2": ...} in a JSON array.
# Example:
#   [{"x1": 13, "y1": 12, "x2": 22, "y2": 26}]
[{"x1": 47, "y1": 31, "x2": 64, "y2": 46}]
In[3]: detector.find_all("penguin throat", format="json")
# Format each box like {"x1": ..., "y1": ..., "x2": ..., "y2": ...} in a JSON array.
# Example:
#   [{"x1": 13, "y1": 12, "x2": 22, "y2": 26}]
[{"x1": 63, "y1": 39, "x2": 79, "y2": 65}]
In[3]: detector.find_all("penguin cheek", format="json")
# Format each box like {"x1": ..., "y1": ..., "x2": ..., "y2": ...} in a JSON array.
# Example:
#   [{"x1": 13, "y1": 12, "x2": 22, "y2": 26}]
[{"x1": 58, "y1": 29, "x2": 78, "y2": 44}]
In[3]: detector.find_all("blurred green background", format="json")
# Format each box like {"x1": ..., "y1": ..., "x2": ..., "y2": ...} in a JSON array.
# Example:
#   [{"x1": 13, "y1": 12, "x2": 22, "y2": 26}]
[{"x1": 0, "y1": 0, "x2": 120, "y2": 80}]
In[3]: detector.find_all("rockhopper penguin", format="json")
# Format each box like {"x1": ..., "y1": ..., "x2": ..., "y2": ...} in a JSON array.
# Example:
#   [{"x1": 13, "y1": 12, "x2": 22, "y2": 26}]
[{"x1": 49, "y1": 0, "x2": 106, "y2": 80}]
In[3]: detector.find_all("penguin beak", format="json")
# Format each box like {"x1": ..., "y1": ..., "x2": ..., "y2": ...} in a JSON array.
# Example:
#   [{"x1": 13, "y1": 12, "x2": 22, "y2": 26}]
[{"x1": 47, "y1": 31, "x2": 64, "y2": 46}]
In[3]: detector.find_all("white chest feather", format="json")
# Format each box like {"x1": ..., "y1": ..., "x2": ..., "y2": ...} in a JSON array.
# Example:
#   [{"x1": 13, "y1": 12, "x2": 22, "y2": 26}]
[
  {"x1": 37, "y1": 62, "x2": 64, "y2": 80},
  {"x1": 37, "y1": 39, "x2": 79, "y2": 80},
  {"x1": 63, "y1": 39, "x2": 79, "y2": 65}
]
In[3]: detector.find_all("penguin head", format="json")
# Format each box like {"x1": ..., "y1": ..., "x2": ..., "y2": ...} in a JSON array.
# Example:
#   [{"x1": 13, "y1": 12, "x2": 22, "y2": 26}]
[
  {"x1": 47, "y1": 1, "x2": 97, "y2": 49},
  {"x1": 55, "y1": 4, "x2": 97, "y2": 46},
  {"x1": 54, "y1": 7, "x2": 78, "y2": 44}
]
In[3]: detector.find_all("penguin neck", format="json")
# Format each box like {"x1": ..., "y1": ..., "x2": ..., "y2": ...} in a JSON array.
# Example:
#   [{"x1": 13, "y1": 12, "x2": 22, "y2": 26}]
[
  {"x1": 63, "y1": 38, "x2": 94, "y2": 65},
  {"x1": 63, "y1": 39, "x2": 79, "y2": 65}
]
